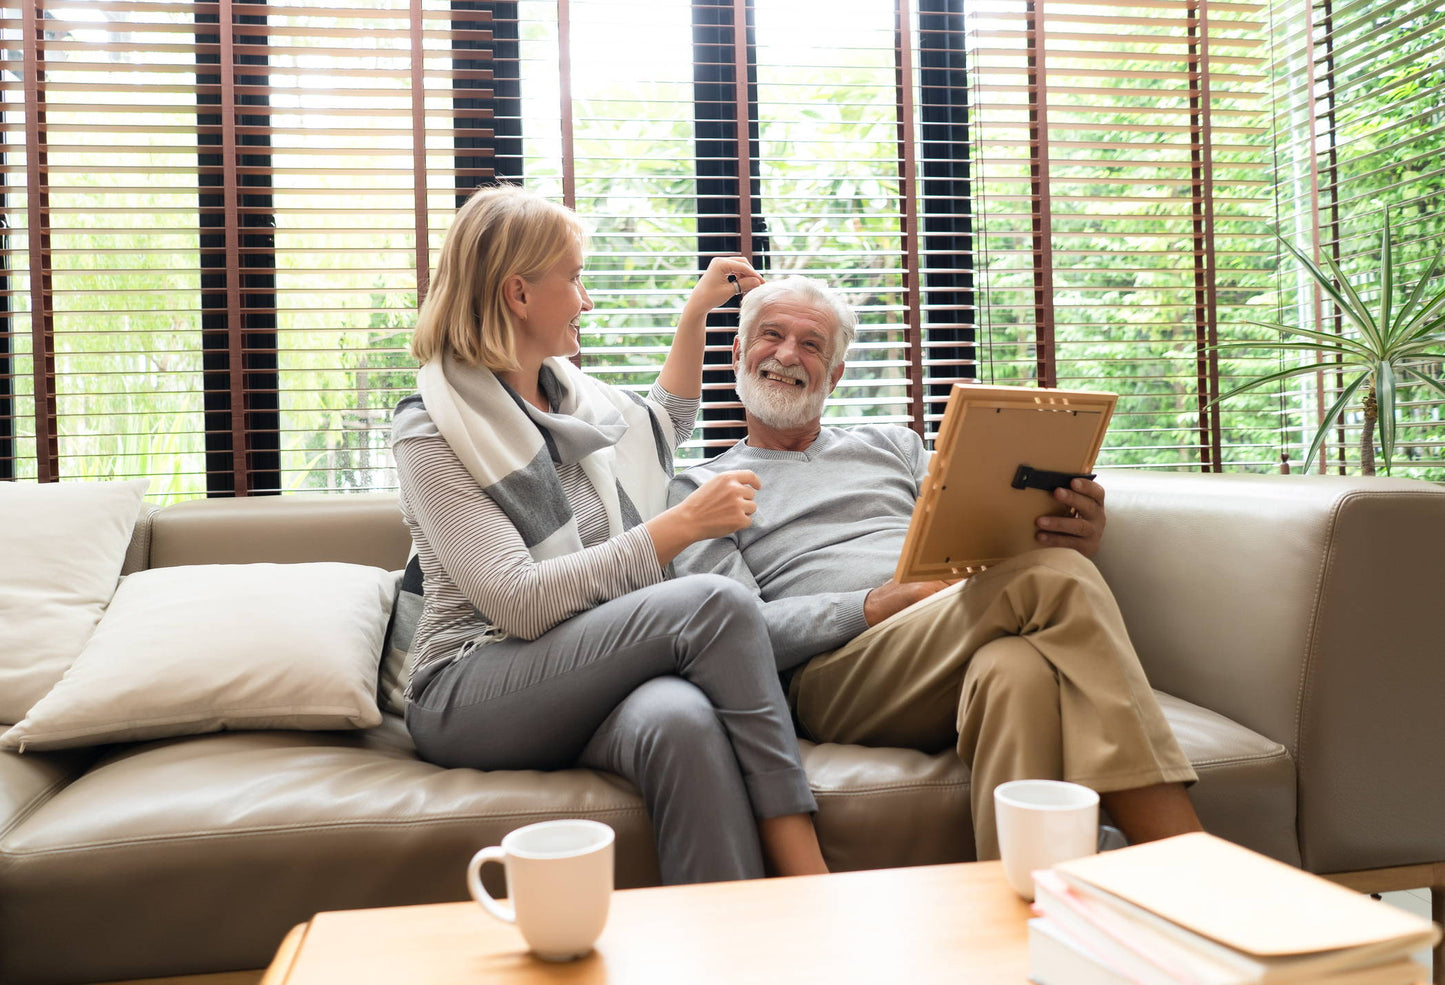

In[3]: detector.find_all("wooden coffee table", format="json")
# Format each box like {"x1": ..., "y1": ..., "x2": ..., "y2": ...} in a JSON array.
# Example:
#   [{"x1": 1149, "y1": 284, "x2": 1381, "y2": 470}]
[{"x1": 261, "y1": 861, "x2": 1033, "y2": 984}]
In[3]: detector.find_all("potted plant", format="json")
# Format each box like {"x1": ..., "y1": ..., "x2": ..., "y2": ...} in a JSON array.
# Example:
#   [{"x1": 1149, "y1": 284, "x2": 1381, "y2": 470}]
[{"x1": 1215, "y1": 212, "x2": 1445, "y2": 475}]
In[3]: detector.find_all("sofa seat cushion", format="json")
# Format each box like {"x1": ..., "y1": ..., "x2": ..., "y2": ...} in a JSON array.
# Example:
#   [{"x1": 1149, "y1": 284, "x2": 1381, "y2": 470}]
[
  {"x1": 0, "y1": 718, "x2": 657, "y2": 985},
  {"x1": 1154, "y1": 691, "x2": 1298, "y2": 865},
  {"x1": 803, "y1": 739, "x2": 971, "y2": 872},
  {"x1": 0, "y1": 748, "x2": 100, "y2": 841},
  {"x1": 803, "y1": 689, "x2": 1295, "y2": 872}
]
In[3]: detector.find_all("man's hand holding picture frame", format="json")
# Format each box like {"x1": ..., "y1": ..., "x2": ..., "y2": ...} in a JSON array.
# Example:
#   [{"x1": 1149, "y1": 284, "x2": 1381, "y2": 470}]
[{"x1": 895, "y1": 384, "x2": 1118, "y2": 582}]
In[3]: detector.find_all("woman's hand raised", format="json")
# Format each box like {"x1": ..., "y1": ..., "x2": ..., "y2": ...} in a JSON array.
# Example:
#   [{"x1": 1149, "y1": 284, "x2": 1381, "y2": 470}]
[
  {"x1": 684, "y1": 256, "x2": 765, "y2": 318},
  {"x1": 644, "y1": 470, "x2": 761, "y2": 567},
  {"x1": 659, "y1": 257, "x2": 764, "y2": 400}
]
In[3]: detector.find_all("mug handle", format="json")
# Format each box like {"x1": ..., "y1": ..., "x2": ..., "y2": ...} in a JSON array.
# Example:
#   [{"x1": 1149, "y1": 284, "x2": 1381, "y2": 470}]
[{"x1": 466, "y1": 847, "x2": 515, "y2": 924}]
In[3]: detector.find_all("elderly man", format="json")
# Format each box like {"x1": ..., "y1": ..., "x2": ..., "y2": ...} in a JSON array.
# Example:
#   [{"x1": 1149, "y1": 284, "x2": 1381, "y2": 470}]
[{"x1": 667, "y1": 276, "x2": 1201, "y2": 860}]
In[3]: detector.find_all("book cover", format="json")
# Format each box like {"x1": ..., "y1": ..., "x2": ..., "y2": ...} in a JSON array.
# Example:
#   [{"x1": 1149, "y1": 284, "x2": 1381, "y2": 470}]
[
  {"x1": 1033, "y1": 869, "x2": 1430, "y2": 985},
  {"x1": 1032, "y1": 869, "x2": 1244, "y2": 985},
  {"x1": 1052, "y1": 833, "x2": 1440, "y2": 961}
]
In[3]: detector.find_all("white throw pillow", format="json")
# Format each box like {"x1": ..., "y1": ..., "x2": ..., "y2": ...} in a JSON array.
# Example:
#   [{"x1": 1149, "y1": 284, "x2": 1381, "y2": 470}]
[
  {"x1": 0, "y1": 561, "x2": 394, "y2": 752},
  {"x1": 0, "y1": 479, "x2": 150, "y2": 724}
]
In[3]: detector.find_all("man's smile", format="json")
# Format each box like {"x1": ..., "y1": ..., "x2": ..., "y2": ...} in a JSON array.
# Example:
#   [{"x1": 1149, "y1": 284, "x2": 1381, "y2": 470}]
[{"x1": 760, "y1": 369, "x2": 806, "y2": 387}]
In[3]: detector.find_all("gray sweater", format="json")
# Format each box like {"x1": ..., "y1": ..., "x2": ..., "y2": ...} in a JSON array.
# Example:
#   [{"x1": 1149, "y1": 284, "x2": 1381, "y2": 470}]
[{"x1": 667, "y1": 424, "x2": 930, "y2": 672}]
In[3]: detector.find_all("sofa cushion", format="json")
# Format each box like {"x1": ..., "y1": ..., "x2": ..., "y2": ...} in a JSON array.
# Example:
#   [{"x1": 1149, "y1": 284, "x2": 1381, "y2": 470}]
[
  {"x1": 0, "y1": 479, "x2": 149, "y2": 724},
  {"x1": 1152, "y1": 691, "x2": 1298, "y2": 866},
  {"x1": 802, "y1": 689, "x2": 1296, "y2": 871},
  {"x1": 0, "y1": 562, "x2": 394, "y2": 752},
  {"x1": 0, "y1": 747, "x2": 101, "y2": 842},
  {"x1": 803, "y1": 739, "x2": 972, "y2": 872},
  {"x1": 0, "y1": 722, "x2": 659, "y2": 984}
]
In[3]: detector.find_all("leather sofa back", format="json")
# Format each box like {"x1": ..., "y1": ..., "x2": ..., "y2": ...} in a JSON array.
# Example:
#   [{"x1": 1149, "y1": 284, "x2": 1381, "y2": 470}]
[{"x1": 137, "y1": 493, "x2": 411, "y2": 571}]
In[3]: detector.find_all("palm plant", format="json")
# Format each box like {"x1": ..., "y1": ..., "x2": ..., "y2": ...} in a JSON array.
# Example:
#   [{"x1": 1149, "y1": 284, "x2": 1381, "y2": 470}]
[{"x1": 1216, "y1": 212, "x2": 1445, "y2": 475}]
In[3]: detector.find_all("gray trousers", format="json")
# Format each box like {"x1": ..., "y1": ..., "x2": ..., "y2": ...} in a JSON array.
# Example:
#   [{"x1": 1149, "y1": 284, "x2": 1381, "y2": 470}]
[{"x1": 406, "y1": 574, "x2": 817, "y2": 885}]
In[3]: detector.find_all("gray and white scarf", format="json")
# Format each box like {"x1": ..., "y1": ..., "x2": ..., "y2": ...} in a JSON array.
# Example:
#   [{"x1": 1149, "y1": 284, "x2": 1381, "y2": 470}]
[{"x1": 416, "y1": 353, "x2": 674, "y2": 560}]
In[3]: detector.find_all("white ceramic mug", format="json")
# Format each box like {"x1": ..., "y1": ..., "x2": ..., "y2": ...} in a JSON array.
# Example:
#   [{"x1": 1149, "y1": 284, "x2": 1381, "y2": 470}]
[
  {"x1": 993, "y1": 779, "x2": 1099, "y2": 901},
  {"x1": 466, "y1": 819, "x2": 615, "y2": 961}
]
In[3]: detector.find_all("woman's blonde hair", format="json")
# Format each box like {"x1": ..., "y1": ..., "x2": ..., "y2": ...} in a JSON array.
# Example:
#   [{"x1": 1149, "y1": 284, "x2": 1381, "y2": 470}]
[{"x1": 411, "y1": 184, "x2": 586, "y2": 371}]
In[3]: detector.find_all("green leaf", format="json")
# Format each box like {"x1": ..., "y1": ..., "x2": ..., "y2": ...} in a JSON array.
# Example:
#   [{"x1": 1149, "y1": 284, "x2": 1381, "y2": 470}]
[
  {"x1": 1402, "y1": 365, "x2": 1445, "y2": 401},
  {"x1": 1376, "y1": 363, "x2": 1396, "y2": 474},
  {"x1": 1378, "y1": 212, "x2": 1393, "y2": 345},
  {"x1": 1278, "y1": 239, "x2": 1382, "y2": 350},
  {"x1": 1318, "y1": 250, "x2": 1384, "y2": 347},
  {"x1": 1302, "y1": 374, "x2": 1369, "y2": 473},
  {"x1": 1228, "y1": 319, "x2": 1375, "y2": 357},
  {"x1": 1209, "y1": 360, "x2": 1362, "y2": 408},
  {"x1": 1212, "y1": 339, "x2": 1360, "y2": 359},
  {"x1": 1393, "y1": 249, "x2": 1443, "y2": 333},
  {"x1": 1396, "y1": 279, "x2": 1445, "y2": 341}
]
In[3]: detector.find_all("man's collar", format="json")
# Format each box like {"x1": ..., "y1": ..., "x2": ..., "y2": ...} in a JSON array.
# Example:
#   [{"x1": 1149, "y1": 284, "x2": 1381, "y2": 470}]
[{"x1": 743, "y1": 414, "x2": 824, "y2": 452}]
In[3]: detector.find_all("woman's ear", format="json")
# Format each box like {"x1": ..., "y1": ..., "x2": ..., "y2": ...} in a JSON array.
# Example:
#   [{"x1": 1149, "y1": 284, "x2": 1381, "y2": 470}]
[{"x1": 502, "y1": 274, "x2": 529, "y2": 322}]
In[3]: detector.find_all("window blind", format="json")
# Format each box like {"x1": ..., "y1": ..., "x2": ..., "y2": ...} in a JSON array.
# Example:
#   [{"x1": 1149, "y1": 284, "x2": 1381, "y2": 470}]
[
  {"x1": 1, "y1": 0, "x2": 488, "y2": 497},
  {"x1": 1, "y1": 0, "x2": 975, "y2": 490},
  {"x1": 5, "y1": 0, "x2": 1438, "y2": 495},
  {"x1": 1267, "y1": 0, "x2": 1445, "y2": 479},
  {"x1": 508, "y1": 0, "x2": 974, "y2": 462},
  {"x1": 963, "y1": 0, "x2": 1279, "y2": 472}
]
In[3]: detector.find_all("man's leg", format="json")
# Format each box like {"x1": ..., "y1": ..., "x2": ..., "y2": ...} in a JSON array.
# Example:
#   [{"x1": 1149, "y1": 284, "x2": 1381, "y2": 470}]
[
  {"x1": 791, "y1": 547, "x2": 1196, "y2": 857},
  {"x1": 957, "y1": 636, "x2": 1064, "y2": 858},
  {"x1": 1099, "y1": 783, "x2": 1203, "y2": 846}
]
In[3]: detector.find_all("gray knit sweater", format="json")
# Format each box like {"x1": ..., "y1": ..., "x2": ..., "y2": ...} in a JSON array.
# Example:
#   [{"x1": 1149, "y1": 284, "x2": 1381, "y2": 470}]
[{"x1": 667, "y1": 424, "x2": 930, "y2": 672}]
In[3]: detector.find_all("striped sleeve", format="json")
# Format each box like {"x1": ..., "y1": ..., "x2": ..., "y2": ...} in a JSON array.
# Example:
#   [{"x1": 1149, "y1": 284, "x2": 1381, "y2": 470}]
[
  {"x1": 650, "y1": 383, "x2": 700, "y2": 447},
  {"x1": 394, "y1": 432, "x2": 665, "y2": 641}
]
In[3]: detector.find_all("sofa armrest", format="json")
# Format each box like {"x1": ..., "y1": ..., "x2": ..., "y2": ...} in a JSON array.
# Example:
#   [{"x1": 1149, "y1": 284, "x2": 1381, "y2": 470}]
[
  {"x1": 121, "y1": 504, "x2": 160, "y2": 575},
  {"x1": 1094, "y1": 470, "x2": 1445, "y2": 872}
]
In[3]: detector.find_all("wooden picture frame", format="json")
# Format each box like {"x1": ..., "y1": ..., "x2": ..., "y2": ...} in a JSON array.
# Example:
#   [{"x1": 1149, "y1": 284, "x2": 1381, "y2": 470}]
[{"x1": 894, "y1": 384, "x2": 1118, "y2": 582}]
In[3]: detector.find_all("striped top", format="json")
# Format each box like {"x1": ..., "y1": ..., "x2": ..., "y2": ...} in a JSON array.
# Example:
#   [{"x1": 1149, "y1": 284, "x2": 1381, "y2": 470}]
[{"x1": 392, "y1": 384, "x2": 699, "y2": 685}]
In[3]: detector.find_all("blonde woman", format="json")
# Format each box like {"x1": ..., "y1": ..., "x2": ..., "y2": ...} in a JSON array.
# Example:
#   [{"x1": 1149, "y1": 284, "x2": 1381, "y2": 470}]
[{"x1": 390, "y1": 185, "x2": 826, "y2": 883}]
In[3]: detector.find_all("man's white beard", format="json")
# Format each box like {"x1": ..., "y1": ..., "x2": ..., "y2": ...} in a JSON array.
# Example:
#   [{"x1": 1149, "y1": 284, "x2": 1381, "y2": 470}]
[{"x1": 735, "y1": 357, "x2": 830, "y2": 430}]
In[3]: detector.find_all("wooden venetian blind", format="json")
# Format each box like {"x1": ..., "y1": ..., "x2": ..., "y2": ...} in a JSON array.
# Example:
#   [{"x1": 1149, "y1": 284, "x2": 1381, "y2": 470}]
[
  {"x1": 1267, "y1": 0, "x2": 1445, "y2": 480},
  {"x1": 1, "y1": 0, "x2": 493, "y2": 497},
  {"x1": 2, "y1": 0, "x2": 976, "y2": 488},
  {"x1": 963, "y1": 0, "x2": 1280, "y2": 472},
  {"x1": 507, "y1": 0, "x2": 975, "y2": 462}
]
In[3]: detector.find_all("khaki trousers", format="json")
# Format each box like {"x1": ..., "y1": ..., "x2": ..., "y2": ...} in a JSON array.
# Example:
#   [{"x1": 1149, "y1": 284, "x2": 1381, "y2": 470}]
[{"x1": 789, "y1": 547, "x2": 1196, "y2": 860}]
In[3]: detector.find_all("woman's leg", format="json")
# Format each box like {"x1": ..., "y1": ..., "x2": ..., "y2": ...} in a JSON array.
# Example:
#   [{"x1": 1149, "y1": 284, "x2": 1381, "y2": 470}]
[
  {"x1": 578, "y1": 676, "x2": 766, "y2": 884},
  {"x1": 406, "y1": 574, "x2": 820, "y2": 876},
  {"x1": 757, "y1": 814, "x2": 828, "y2": 877}
]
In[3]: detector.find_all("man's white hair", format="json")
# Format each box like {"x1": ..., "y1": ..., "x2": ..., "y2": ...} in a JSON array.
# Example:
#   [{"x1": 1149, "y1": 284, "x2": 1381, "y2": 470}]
[{"x1": 737, "y1": 276, "x2": 858, "y2": 370}]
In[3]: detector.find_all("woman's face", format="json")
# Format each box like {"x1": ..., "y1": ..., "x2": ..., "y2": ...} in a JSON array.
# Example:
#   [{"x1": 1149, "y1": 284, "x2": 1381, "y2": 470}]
[{"x1": 512, "y1": 241, "x2": 592, "y2": 365}]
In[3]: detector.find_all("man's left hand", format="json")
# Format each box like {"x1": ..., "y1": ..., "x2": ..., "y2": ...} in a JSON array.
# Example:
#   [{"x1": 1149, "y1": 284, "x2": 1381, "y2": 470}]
[{"x1": 1034, "y1": 476, "x2": 1106, "y2": 558}]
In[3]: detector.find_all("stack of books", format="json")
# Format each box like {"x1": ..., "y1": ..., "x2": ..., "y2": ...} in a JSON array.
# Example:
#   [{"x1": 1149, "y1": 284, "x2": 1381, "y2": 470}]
[{"x1": 1028, "y1": 832, "x2": 1440, "y2": 985}]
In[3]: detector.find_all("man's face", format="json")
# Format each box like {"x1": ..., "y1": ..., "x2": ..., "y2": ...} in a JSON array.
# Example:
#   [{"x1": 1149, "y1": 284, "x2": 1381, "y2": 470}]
[{"x1": 733, "y1": 297, "x2": 845, "y2": 431}]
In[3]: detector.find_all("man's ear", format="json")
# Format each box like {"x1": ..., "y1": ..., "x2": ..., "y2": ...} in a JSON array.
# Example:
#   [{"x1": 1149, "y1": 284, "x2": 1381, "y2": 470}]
[
  {"x1": 502, "y1": 274, "x2": 529, "y2": 322},
  {"x1": 731, "y1": 335, "x2": 743, "y2": 370},
  {"x1": 827, "y1": 361, "x2": 846, "y2": 393}
]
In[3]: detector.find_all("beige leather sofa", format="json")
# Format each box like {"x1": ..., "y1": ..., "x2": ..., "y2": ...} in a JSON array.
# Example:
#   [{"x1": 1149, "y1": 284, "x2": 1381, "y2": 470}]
[{"x1": 2, "y1": 470, "x2": 1442, "y2": 985}]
